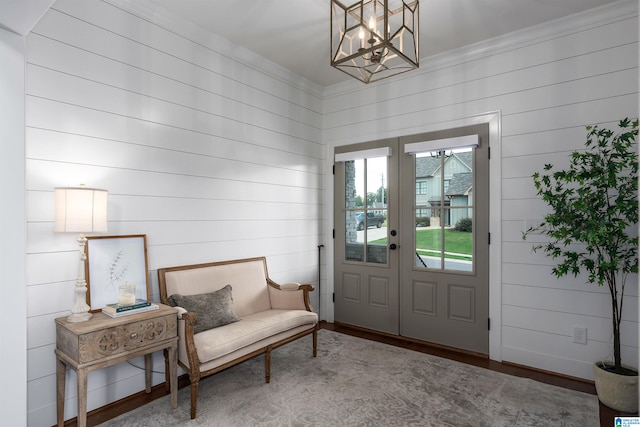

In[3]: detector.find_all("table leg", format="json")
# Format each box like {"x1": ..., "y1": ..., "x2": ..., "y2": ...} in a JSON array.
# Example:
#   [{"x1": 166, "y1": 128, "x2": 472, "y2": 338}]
[
  {"x1": 169, "y1": 343, "x2": 178, "y2": 409},
  {"x1": 76, "y1": 369, "x2": 88, "y2": 427},
  {"x1": 56, "y1": 356, "x2": 66, "y2": 427},
  {"x1": 144, "y1": 353, "x2": 152, "y2": 393},
  {"x1": 163, "y1": 349, "x2": 169, "y2": 393}
]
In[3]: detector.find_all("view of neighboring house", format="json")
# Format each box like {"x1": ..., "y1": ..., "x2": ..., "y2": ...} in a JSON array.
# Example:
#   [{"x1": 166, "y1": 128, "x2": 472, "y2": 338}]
[{"x1": 415, "y1": 150, "x2": 473, "y2": 227}]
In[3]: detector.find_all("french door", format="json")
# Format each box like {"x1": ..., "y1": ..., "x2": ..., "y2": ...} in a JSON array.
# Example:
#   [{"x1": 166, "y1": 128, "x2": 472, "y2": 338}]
[
  {"x1": 334, "y1": 124, "x2": 490, "y2": 354},
  {"x1": 334, "y1": 138, "x2": 399, "y2": 334}
]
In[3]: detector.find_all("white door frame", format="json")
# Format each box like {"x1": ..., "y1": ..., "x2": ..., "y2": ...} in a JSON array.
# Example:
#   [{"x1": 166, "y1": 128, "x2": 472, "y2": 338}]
[{"x1": 325, "y1": 111, "x2": 502, "y2": 362}]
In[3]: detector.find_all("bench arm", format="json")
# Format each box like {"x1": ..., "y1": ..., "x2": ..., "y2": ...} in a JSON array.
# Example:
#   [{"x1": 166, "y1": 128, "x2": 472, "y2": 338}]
[
  {"x1": 267, "y1": 280, "x2": 315, "y2": 312},
  {"x1": 173, "y1": 307, "x2": 202, "y2": 380}
]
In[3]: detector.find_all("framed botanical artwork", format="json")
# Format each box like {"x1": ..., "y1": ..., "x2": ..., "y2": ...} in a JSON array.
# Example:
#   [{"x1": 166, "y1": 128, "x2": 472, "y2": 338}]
[{"x1": 85, "y1": 234, "x2": 150, "y2": 312}]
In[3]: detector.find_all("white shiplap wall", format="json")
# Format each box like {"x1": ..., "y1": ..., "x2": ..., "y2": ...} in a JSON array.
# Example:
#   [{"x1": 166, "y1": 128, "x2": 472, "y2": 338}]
[
  {"x1": 21, "y1": 0, "x2": 639, "y2": 425},
  {"x1": 324, "y1": 0, "x2": 638, "y2": 381},
  {"x1": 25, "y1": 0, "x2": 324, "y2": 425}
]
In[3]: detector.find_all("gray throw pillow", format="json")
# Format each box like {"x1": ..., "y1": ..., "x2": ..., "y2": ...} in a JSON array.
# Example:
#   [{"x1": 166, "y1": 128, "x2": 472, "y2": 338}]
[{"x1": 168, "y1": 285, "x2": 240, "y2": 334}]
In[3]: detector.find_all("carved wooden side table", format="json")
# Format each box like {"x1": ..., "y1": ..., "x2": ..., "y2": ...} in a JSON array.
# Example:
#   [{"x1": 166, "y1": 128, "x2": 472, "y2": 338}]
[{"x1": 55, "y1": 304, "x2": 179, "y2": 427}]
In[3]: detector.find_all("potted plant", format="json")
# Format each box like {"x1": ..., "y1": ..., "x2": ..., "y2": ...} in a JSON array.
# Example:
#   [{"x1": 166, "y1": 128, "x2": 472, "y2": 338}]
[{"x1": 523, "y1": 118, "x2": 638, "y2": 413}]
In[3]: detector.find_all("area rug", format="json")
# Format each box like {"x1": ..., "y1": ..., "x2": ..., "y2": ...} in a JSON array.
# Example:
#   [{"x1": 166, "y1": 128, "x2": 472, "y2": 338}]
[{"x1": 99, "y1": 329, "x2": 598, "y2": 426}]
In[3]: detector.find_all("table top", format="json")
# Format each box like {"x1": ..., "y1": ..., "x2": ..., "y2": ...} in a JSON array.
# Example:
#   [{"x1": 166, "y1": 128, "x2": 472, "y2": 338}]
[{"x1": 55, "y1": 303, "x2": 178, "y2": 333}]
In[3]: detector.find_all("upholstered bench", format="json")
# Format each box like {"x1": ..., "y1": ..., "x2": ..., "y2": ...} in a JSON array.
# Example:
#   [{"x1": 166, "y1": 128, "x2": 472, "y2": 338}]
[{"x1": 158, "y1": 257, "x2": 318, "y2": 419}]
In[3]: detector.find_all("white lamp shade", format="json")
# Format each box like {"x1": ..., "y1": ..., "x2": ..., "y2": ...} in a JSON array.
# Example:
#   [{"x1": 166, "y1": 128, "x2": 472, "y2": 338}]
[{"x1": 54, "y1": 187, "x2": 108, "y2": 233}]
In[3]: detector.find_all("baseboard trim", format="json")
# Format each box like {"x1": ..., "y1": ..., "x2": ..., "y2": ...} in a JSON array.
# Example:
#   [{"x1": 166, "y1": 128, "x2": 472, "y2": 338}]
[{"x1": 501, "y1": 359, "x2": 594, "y2": 387}]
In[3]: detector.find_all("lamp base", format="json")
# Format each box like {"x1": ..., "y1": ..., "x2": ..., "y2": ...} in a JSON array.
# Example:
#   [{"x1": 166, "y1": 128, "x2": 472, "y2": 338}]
[
  {"x1": 67, "y1": 234, "x2": 93, "y2": 323},
  {"x1": 68, "y1": 312, "x2": 92, "y2": 323}
]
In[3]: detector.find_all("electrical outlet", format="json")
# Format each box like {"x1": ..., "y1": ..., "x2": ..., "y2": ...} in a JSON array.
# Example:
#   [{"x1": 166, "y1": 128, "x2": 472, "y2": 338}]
[{"x1": 573, "y1": 327, "x2": 587, "y2": 345}]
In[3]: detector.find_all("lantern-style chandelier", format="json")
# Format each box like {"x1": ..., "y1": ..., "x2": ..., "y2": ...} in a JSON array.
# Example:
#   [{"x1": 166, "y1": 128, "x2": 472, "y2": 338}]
[{"x1": 331, "y1": 0, "x2": 419, "y2": 84}]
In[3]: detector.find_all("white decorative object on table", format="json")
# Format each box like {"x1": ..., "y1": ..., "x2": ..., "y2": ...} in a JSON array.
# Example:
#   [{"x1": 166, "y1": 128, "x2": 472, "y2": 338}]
[
  {"x1": 118, "y1": 283, "x2": 136, "y2": 306},
  {"x1": 54, "y1": 186, "x2": 108, "y2": 323}
]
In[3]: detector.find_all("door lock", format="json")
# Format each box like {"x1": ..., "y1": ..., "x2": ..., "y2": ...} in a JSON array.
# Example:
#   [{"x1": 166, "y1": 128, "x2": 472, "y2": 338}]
[{"x1": 389, "y1": 243, "x2": 397, "y2": 250}]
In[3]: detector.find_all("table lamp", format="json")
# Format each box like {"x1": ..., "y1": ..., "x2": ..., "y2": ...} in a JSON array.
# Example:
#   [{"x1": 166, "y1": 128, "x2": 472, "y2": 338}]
[{"x1": 54, "y1": 186, "x2": 108, "y2": 322}]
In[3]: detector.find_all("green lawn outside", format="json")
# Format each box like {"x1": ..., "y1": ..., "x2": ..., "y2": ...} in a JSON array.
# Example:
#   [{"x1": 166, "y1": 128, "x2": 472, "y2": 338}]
[
  {"x1": 416, "y1": 229, "x2": 472, "y2": 255},
  {"x1": 371, "y1": 228, "x2": 472, "y2": 257}
]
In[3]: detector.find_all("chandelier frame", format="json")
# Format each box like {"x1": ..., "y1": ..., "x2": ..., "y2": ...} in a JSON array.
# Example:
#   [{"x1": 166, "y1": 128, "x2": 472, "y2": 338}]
[{"x1": 331, "y1": 0, "x2": 419, "y2": 84}]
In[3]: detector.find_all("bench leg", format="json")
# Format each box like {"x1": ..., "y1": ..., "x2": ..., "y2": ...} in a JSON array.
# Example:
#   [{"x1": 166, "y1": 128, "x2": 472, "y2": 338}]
[
  {"x1": 313, "y1": 327, "x2": 318, "y2": 358},
  {"x1": 265, "y1": 346, "x2": 272, "y2": 383},
  {"x1": 190, "y1": 380, "x2": 199, "y2": 419}
]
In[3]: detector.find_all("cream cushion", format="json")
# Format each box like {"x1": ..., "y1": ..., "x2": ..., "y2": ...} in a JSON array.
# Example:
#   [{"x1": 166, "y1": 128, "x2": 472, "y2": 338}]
[{"x1": 194, "y1": 309, "x2": 318, "y2": 362}]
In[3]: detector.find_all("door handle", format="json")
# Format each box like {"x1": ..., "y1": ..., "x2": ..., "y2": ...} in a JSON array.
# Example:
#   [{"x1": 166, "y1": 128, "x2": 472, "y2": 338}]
[{"x1": 389, "y1": 243, "x2": 397, "y2": 250}]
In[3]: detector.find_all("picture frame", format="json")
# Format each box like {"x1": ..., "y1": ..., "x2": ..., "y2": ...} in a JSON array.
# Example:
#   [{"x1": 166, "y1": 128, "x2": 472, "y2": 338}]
[{"x1": 85, "y1": 234, "x2": 150, "y2": 312}]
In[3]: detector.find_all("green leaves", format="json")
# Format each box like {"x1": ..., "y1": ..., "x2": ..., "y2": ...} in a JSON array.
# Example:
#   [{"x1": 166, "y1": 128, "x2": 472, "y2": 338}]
[
  {"x1": 522, "y1": 118, "x2": 638, "y2": 371},
  {"x1": 525, "y1": 119, "x2": 638, "y2": 285}
]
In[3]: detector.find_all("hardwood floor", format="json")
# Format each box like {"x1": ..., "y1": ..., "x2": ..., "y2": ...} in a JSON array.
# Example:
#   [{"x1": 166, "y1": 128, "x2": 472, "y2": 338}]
[{"x1": 63, "y1": 321, "x2": 633, "y2": 427}]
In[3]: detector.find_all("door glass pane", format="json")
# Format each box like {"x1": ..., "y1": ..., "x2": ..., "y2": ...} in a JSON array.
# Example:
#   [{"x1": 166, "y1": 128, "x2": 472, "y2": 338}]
[
  {"x1": 344, "y1": 157, "x2": 388, "y2": 265},
  {"x1": 415, "y1": 207, "x2": 442, "y2": 269},
  {"x1": 345, "y1": 210, "x2": 364, "y2": 261},
  {"x1": 444, "y1": 208, "x2": 473, "y2": 272},
  {"x1": 414, "y1": 147, "x2": 474, "y2": 272}
]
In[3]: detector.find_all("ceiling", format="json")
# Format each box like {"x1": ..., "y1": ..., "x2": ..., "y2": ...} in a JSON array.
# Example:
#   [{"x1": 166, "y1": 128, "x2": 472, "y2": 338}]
[{"x1": 146, "y1": 0, "x2": 619, "y2": 87}]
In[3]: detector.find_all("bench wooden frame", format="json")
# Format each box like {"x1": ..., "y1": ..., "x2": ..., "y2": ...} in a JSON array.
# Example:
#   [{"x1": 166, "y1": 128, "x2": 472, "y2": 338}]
[{"x1": 158, "y1": 256, "x2": 318, "y2": 419}]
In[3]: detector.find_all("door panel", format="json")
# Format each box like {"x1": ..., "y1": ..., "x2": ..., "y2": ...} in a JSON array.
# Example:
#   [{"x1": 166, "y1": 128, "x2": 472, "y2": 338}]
[
  {"x1": 400, "y1": 124, "x2": 489, "y2": 354},
  {"x1": 334, "y1": 138, "x2": 399, "y2": 335}
]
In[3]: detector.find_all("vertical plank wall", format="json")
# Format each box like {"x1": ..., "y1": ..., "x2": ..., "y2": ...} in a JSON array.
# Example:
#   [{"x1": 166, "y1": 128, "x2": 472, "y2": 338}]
[
  {"x1": 324, "y1": 0, "x2": 638, "y2": 383},
  {"x1": 24, "y1": 0, "x2": 324, "y2": 424}
]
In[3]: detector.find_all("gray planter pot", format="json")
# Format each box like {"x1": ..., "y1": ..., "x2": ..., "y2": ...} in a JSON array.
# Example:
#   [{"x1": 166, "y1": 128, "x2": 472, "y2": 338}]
[{"x1": 593, "y1": 361, "x2": 638, "y2": 413}]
